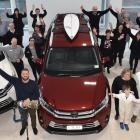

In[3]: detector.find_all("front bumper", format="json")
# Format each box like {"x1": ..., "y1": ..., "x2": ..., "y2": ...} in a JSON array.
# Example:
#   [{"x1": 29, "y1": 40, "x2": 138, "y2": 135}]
[{"x1": 38, "y1": 104, "x2": 111, "y2": 135}]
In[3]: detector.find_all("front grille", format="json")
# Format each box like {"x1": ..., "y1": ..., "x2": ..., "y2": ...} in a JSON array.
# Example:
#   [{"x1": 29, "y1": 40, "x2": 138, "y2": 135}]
[
  {"x1": 0, "y1": 97, "x2": 13, "y2": 108},
  {"x1": 47, "y1": 120, "x2": 102, "y2": 134},
  {"x1": 49, "y1": 121, "x2": 100, "y2": 130}
]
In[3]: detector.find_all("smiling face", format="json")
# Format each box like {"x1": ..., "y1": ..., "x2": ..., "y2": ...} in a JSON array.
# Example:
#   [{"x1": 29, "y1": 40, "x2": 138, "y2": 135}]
[
  {"x1": 21, "y1": 69, "x2": 29, "y2": 81},
  {"x1": 124, "y1": 88, "x2": 131, "y2": 96}
]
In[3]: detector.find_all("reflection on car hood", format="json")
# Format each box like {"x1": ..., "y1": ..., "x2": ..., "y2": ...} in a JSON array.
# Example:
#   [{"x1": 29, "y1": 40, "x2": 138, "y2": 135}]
[
  {"x1": 40, "y1": 72, "x2": 107, "y2": 111},
  {"x1": 0, "y1": 58, "x2": 13, "y2": 89}
]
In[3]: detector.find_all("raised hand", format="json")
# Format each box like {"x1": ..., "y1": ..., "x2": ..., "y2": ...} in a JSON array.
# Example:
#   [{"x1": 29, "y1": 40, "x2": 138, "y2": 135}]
[
  {"x1": 32, "y1": 4, "x2": 35, "y2": 11},
  {"x1": 41, "y1": 4, "x2": 44, "y2": 10},
  {"x1": 80, "y1": 5, "x2": 84, "y2": 10}
]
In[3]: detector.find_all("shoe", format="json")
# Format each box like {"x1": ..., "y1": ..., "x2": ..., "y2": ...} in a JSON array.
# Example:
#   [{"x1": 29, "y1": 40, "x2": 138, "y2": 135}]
[
  {"x1": 20, "y1": 128, "x2": 26, "y2": 136},
  {"x1": 131, "y1": 115, "x2": 137, "y2": 123},
  {"x1": 33, "y1": 127, "x2": 38, "y2": 135},
  {"x1": 124, "y1": 124, "x2": 129, "y2": 131},
  {"x1": 115, "y1": 114, "x2": 119, "y2": 120},
  {"x1": 107, "y1": 67, "x2": 110, "y2": 73},
  {"x1": 120, "y1": 122, "x2": 124, "y2": 129}
]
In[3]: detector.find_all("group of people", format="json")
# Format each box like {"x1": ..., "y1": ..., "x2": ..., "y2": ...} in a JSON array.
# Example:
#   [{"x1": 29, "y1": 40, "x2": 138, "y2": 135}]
[
  {"x1": 81, "y1": 5, "x2": 140, "y2": 74},
  {"x1": 0, "y1": 3, "x2": 140, "y2": 136},
  {"x1": 0, "y1": 4, "x2": 47, "y2": 136},
  {"x1": 0, "y1": 4, "x2": 47, "y2": 81}
]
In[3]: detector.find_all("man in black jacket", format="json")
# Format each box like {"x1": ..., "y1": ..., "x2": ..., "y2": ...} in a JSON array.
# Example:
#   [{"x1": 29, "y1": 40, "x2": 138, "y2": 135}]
[
  {"x1": 80, "y1": 5, "x2": 110, "y2": 33},
  {"x1": 0, "y1": 68, "x2": 40, "y2": 136},
  {"x1": 30, "y1": 4, "x2": 47, "y2": 30}
]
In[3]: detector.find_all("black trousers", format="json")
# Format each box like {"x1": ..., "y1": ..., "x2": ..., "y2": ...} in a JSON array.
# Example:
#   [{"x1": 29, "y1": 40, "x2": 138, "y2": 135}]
[
  {"x1": 129, "y1": 54, "x2": 139, "y2": 71},
  {"x1": 12, "y1": 60, "x2": 24, "y2": 78},
  {"x1": 28, "y1": 60, "x2": 41, "y2": 80},
  {"x1": 115, "y1": 98, "x2": 119, "y2": 116},
  {"x1": 18, "y1": 107, "x2": 37, "y2": 129}
]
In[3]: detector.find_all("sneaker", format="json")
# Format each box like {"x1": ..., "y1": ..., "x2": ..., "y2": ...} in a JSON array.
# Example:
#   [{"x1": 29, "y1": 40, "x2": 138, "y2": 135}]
[
  {"x1": 124, "y1": 124, "x2": 129, "y2": 131},
  {"x1": 20, "y1": 128, "x2": 26, "y2": 136},
  {"x1": 131, "y1": 115, "x2": 137, "y2": 123},
  {"x1": 120, "y1": 122, "x2": 124, "y2": 129},
  {"x1": 115, "y1": 114, "x2": 119, "y2": 120},
  {"x1": 33, "y1": 127, "x2": 38, "y2": 135}
]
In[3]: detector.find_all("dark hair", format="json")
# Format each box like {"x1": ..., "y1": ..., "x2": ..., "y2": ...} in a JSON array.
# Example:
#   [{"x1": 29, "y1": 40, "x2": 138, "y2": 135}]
[
  {"x1": 21, "y1": 68, "x2": 29, "y2": 73},
  {"x1": 106, "y1": 29, "x2": 111, "y2": 34},
  {"x1": 29, "y1": 37, "x2": 34, "y2": 41},
  {"x1": 35, "y1": 8, "x2": 40, "y2": 11},
  {"x1": 14, "y1": 8, "x2": 19, "y2": 13},
  {"x1": 122, "y1": 84, "x2": 131, "y2": 91}
]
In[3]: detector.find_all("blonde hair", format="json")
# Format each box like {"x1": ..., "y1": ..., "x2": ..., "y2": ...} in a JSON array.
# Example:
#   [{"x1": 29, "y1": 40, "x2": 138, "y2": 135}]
[{"x1": 121, "y1": 68, "x2": 132, "y2": 78}]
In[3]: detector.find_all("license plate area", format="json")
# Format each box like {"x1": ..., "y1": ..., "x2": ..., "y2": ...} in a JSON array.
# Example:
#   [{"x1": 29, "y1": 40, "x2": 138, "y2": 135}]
[{"x1": 66, "y1": 125, "x2": 83, "y2": 130}]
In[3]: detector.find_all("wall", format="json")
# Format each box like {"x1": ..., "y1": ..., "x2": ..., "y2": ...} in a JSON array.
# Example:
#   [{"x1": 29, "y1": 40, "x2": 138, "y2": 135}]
[{"x1": 109, "y1": 0, "x2": 123, "y2": 28}]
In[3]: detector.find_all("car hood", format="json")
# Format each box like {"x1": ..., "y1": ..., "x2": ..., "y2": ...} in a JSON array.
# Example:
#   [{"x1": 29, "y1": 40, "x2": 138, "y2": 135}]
[
  {"x1": 0, "y1": 58, "x2": 13, "y2": 89},
  {"x1": 40, "y1": 72, "x2": 107, "y2": 111}
]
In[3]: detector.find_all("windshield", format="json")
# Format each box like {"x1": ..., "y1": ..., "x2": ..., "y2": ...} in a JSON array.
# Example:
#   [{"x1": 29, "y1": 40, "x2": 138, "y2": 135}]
[
  {"x1": 45, "y1": 47, "x2": 101, "y2": 76},
  {"x1": 0, "y1": 51, "x2": 5, "y2": 62}
]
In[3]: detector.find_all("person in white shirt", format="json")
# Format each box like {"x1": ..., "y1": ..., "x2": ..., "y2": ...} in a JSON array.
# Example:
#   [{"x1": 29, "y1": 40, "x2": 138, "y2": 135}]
[{"x1": 111, "y1": 84, "x2": 140, "y2": 131}]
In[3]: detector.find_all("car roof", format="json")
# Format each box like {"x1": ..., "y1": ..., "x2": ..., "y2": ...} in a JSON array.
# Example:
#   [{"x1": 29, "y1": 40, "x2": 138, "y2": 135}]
[{"x1": 49, "y1": 13, "x2": 95, "y2": 48}]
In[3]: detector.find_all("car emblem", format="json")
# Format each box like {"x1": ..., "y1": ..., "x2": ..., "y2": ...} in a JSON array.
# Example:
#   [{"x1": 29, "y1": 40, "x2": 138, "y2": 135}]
[{"x1": 71, "y1": 111, "x2": 78, "y2": 118}]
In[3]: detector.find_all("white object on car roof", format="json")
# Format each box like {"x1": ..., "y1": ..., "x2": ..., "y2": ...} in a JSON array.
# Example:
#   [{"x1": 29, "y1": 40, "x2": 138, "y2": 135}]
[{"x1": 64, "y1": 14, "x2": 80, "y2": 40}]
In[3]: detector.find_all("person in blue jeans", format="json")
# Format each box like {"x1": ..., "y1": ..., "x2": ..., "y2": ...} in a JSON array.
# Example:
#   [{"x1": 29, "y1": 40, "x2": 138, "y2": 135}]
[{"x1": 0, "y1": 68, "x2": 40, "y2": 136}]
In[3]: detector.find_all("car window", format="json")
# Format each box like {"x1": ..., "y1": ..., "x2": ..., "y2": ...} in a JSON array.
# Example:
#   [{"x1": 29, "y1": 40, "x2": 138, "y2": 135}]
[
  {"x1": 0, "y1": 51, "x2": 5, "y2": 62},
  {"x1": 45, "y1": 47, "x2": 101, "y2": 76}
]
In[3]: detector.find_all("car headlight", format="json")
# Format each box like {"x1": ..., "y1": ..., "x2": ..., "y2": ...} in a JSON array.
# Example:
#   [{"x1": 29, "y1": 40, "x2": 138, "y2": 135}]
[
  {"x1": 39, "y1": 89, "x2": 54, "y2": 115},
  {"x1": 94, "y1": 89, "x2": 109, "y2": 114}
]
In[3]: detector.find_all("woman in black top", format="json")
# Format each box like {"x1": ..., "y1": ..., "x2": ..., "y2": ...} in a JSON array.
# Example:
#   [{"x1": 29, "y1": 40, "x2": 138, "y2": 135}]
[
  {"x1": 111, "y1": 23, "x2": 128, "y2": 66},
  {"x1": 95, "y1": 29, "x2": 114, "y2": 73},
  {"x1": 25, "y1": 37, "x2": 42, "y2": 81},
  {"x1": 6, "y1": 8, "x2": 27, "y2": 46},
  {"x1": 127, "y1": 28, "x2": 140, "y2": 74},
  {"x1": 112, "y1": 68, "x2": 139, "y2": 120}
]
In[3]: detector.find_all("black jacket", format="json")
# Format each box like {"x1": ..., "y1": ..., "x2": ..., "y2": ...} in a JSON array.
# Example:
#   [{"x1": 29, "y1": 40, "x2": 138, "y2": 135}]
[
  {"x1": 6, "y1": 12, "x2": 27, "y2": 35},
  {"x1": 82, "y1": 8, "x2": 109, "y2": 31},
  {"x1": 97, "y1": 35, "x2": 114, "y2": 56},
  {"x1": 25, "y1": 45, "x2": 43, "y2": 60},
  {"x1": 112, "y1": 76, "x2": 139, "y2": 99},
  {"x1": 30, "y1": 10, "x2": 47, "y2": 28},
  {"x1": 112, "y1": 25, "x2": 128, "y2": 52},
  {"x1": 0, "y1": 68, "x2": 39, "y2": 101},
  {"x1": 128, "y1": 29, "x2": 140, "y2": 58},
  {"x1": 2, "y1": 30, "x2": 19, "y2": 45}
]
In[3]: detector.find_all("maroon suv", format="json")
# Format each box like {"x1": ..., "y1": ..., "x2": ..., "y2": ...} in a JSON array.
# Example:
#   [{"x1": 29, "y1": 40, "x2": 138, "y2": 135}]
[{"x1": 38, "y1": 13, "x2": 111, "y2": 134}]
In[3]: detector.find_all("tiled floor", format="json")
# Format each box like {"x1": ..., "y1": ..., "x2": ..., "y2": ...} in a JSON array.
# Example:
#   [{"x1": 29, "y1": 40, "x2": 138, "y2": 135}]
[{"x1": 0, "y1": 30, "x2": 140, "y2": 140}]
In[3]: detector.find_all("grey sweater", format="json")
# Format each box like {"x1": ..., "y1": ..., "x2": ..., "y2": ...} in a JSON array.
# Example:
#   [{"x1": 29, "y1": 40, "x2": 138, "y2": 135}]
[{"x1": 0, "y1": 45, "x2": 24, "y2": 62}]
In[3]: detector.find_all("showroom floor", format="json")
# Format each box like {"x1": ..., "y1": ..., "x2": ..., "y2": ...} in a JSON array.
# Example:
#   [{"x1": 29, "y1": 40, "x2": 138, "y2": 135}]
[{"x1": 0, "y1": 31, "x2": 140, "y2": 140}]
